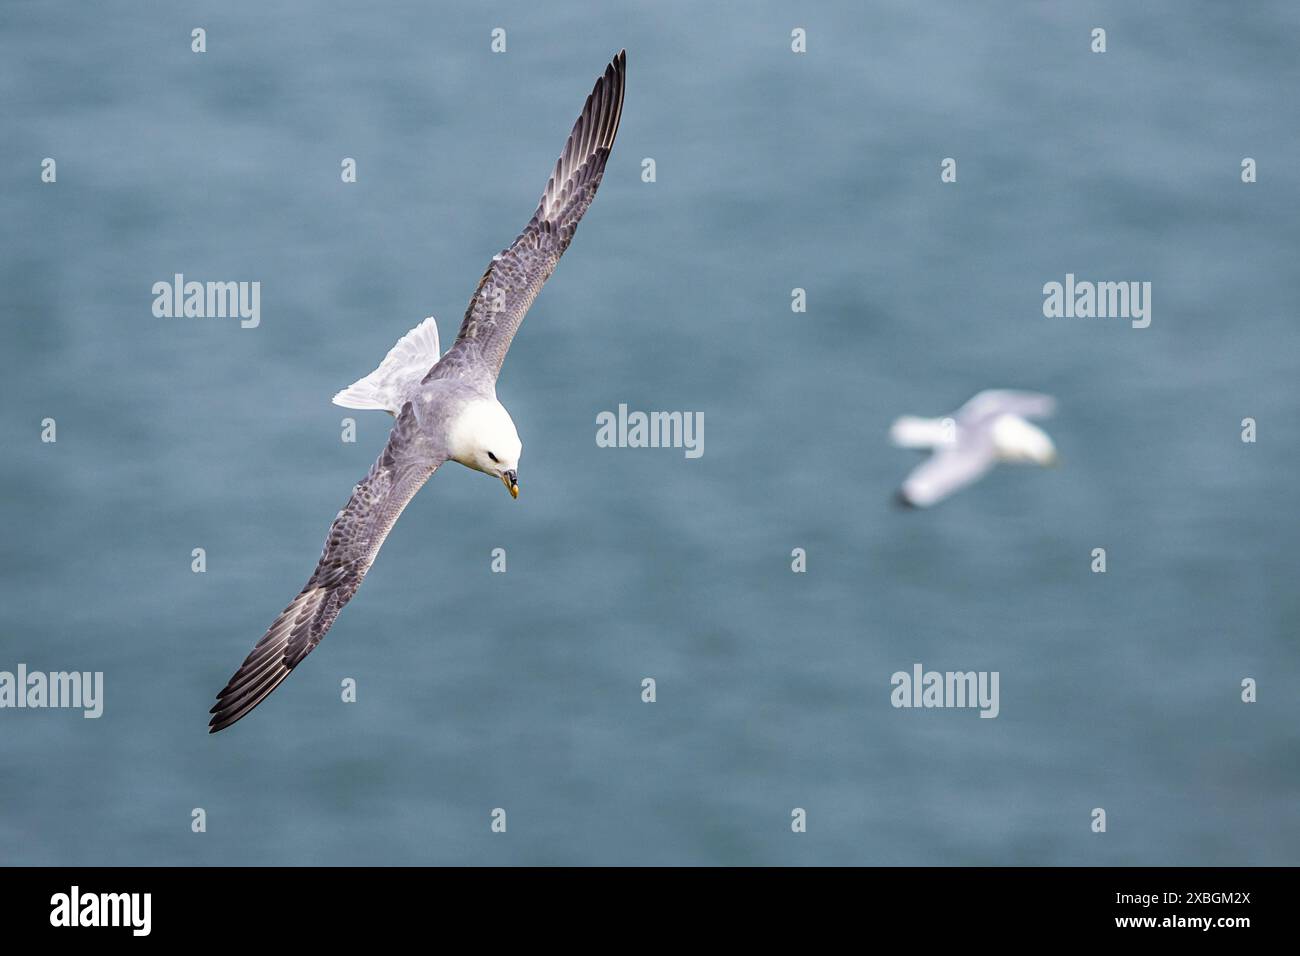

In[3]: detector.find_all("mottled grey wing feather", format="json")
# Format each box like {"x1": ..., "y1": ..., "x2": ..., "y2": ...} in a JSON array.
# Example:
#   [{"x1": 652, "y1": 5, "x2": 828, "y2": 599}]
[
  {"x1": 957, "y1": 390, "x2": 1056, "y2": 424},
  {"x1": 209, "y1": 404, "x2": 442, "y2": 733},
  {"x1": 432, "y1": 50, "x2": 625, "y2": 383}
]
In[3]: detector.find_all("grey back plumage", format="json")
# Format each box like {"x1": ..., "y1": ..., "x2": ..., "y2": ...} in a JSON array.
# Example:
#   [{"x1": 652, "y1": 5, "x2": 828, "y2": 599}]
[{"x1": 432, "y1": 50, "x2": 626, "y2": 384}]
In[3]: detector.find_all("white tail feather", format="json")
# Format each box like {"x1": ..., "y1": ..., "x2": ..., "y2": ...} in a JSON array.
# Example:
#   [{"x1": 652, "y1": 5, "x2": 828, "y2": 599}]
[{"x1": 332, "y1": 316, "x2": 441, "y2": 415}]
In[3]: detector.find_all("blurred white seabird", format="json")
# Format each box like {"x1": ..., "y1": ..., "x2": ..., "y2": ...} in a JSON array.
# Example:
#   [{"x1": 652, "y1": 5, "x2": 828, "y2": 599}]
[{"x1": 890, "y1": 390, "x2": 1058, "y2": 508}]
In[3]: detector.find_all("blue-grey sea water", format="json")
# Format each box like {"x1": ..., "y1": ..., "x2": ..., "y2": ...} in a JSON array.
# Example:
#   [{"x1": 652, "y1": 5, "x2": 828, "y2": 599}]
[{"x1": 1, "y1": 1, "x2": 1298, "y2": 865}]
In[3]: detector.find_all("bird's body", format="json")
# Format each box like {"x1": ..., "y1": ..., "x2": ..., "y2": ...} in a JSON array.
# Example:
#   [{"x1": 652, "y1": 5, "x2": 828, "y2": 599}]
[
  {"x1": 891, "y1": 390, "x2": 1058, "y2": 508},
  {"x1": 209, "y1": 51, "x2": 626, "y2": 733}
]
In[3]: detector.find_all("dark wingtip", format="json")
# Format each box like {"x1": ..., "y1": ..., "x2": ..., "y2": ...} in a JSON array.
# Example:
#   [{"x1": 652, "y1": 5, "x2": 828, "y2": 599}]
[
  {"x1": 892, "y1": 489, "x2": 918, "y2": 510},
  {"x1": 208, "y1": 705, "x2": 230, "y2": 733}
]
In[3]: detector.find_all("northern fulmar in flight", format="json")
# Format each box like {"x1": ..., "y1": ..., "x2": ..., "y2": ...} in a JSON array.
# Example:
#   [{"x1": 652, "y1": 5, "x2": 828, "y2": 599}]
[
  {"x1": 210, "y1": 51, "x2": 626, "y2": 732},
  {"x1": 890, "y1": 390, "x2": 1058, "y2": 508}
]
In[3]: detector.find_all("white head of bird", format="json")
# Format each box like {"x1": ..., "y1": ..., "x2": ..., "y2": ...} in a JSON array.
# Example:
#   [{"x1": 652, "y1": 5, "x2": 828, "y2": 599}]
[
  {"x1": 448, "y1": 398, "x2": 523, "y2": 497},
  {"x1": 991, "y1": 414, "x2": 1058, "y2": 466}
]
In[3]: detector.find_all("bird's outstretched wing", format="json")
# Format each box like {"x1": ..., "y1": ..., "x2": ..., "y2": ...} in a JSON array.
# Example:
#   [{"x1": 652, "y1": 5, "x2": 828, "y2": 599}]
[
  {"x1": 432, "y1": 50, "x2": 626, "y2": 383},
  {"x1": 209, "y1": 404, "x2": 442, "y2": 733},
  {"x1": 957, "y1": 390, "x2": 1056, "y2": 424},
  {"x1": 897, "y1": 444, "x2": 997, "y2": 508}
]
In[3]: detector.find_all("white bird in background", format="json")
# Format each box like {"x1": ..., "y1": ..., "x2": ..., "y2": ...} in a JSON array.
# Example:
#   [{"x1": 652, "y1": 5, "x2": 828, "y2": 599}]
[{"x1": 890, "y1": 390, "x2": 1059, "y2": 508}]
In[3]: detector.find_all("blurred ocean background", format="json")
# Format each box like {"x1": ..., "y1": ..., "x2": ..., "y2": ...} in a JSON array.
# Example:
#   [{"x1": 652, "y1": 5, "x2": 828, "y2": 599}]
[{"x1": 1, "y1": 0, "x2": 1297, "y2": 865}]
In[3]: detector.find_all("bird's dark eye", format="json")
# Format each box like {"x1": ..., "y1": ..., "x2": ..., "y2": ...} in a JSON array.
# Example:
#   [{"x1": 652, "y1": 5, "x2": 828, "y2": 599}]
[{"x1": 487, "y1": 452, "x2": 499, "y2": 463}]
